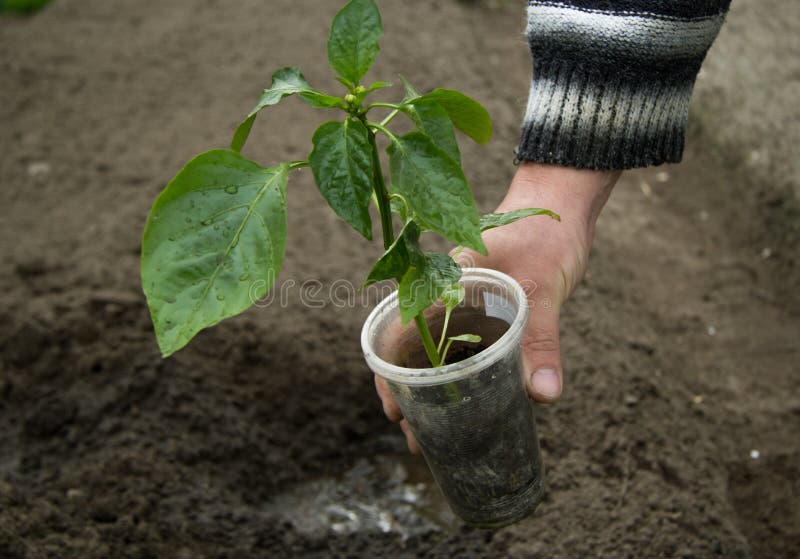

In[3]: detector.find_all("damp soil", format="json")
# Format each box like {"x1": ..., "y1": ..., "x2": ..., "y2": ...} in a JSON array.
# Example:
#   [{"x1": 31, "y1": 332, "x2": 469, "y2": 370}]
[{"x1": 1, "y1": 1, "x2": 799, "y2": 558}]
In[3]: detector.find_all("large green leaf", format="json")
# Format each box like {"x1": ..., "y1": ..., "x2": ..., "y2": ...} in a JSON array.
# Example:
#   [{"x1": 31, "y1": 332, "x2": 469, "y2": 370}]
[
  {"x1": 408, "y1": 89, "x2": 492, "y2": 144},
  {"x1": 309, "y1": 119, "x2": 374, "y2": 239},
  {"x1": 480, "y1": 208, "x2": 560, "y2": 231},
  {"x1": 399, "y1": 77, "x2": 460, "y2": 163},
  {"x1": 327, "y1": 0, "x2": 383, "y2": 85},
  {"x1": 231, "y1": 67, "x2": 342, "y2": 152},
  {"x1": 141, "y1": 150, "x2": 289, "y2": 357},
  {"x1": 387, "y1": 132, "x2": 486, "y2": 254},
  {"x1": 362, "y1": 222, "x2": 419, "y2": 287},
  {"x1": 400, "y1": 100, "x2": 461, "y2": 164},
  {"x1": 398, "y1": 252, "x2": 462, "y2": 325}
]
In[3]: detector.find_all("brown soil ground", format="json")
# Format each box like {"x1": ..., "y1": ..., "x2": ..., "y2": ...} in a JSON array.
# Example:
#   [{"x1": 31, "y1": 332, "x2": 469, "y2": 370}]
[{"x1": 1, "y1": 1, "x2": 798, "y2": 558}]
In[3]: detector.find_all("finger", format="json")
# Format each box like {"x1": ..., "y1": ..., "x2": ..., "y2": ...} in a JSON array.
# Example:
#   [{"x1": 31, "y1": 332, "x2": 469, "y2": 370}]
[
  {"x1": 521, "y1": 292, "x2": 563, "y2": 403},
  {"x1": 400, "y1": 419, "x2": 422, "y2": 455},
  {"x1": 374, "y1": 375, "x2": 403, "y2": 422}
]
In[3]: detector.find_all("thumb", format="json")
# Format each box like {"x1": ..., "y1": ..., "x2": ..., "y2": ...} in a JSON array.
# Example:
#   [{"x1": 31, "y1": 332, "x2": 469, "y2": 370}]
[{"x1": 522, "y1": 292, "x2": 563, "y2": 403}]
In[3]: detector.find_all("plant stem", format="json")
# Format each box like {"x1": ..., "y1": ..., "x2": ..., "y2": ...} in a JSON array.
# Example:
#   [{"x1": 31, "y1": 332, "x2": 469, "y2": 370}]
[
  {"x1": 363, "y1": 123, "x2": 394, "y2": 250},
  {"x1": 437, "y1": 307, "x2": 453, "y2": 356},
  {"x1": 380, "y1": 109, "x2": 400, "y2": 127},
  {"x1": 367, "y1": 102, "x2": 400, "y2": 111},
  {"x1": 415, "y1": 314, "x2": 441, "y2": 367},
  {"x1": 288, "y1": 160, "x2": 309, "y2": 169},
  {"x1": 361, "y1": 116, "x2": 440, "y2": 367}
]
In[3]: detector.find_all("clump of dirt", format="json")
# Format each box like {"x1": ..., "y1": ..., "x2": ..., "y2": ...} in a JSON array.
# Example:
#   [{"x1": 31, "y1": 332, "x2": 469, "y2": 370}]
[{"x1": 0, "y1": 1, "x2": 798, "y2": 558}]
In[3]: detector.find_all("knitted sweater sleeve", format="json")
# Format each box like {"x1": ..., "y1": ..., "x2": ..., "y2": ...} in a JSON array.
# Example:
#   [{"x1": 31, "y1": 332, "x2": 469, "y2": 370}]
[{"x1": 517, "y1": 0, "x2": 731, "y2": 169}]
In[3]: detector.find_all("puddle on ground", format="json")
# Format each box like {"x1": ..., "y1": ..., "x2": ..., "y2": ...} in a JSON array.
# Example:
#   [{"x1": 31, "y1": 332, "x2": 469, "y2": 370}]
[{"x1": 263, "y1": 453, "x2": 459, "y2": 539}]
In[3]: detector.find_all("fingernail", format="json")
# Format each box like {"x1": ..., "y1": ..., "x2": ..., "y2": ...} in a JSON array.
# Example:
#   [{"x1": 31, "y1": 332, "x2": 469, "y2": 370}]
[{"x1": 531, "y1": 368, "x2": 561, "y2": 398}]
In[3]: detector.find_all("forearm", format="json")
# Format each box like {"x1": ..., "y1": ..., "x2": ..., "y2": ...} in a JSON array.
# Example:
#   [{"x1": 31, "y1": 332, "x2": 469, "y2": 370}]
[{"x1": 518, "y1": 0, "x2": 731, "y2": 170}]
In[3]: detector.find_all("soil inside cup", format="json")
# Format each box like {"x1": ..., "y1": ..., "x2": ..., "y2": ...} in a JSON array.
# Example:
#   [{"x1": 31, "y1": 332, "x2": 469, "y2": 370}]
[{"x1": 399, "y1": 311, "x2": 511, "y2": 369}]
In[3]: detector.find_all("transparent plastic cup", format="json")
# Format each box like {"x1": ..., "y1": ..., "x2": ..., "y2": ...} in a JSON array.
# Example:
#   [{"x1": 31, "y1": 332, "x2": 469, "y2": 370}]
[{"x1": 361, "y1": 268, "x2": 545, "y2": 527}]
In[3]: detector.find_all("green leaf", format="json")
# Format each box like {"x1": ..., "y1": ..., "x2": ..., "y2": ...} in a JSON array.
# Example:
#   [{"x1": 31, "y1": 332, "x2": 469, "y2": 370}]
[
  {"x1": 398, "y1": 252, "x2": 462, "y2": 325},
  {"x1": 387, "y1": 132, "x2": 486, "y2": 254},
  {"x1": 231, "y1": 67, "x2": 342, "y2": 152},
  {"x1": 408, "y1": 89, "x2": 492, "y2": 144},
  {"x1": 399, "y1": 75, "x2": 420, "y2": 101},
  {"x1": 480, "y1": 208, "x2": 560, "y2": 231},
  {"x1": 440, "y1": 282, "x2": 465, "y2": 311},
  {"x1": 448, "y1": 334, "x2": 481, "y2": 344},
  {"x1": 362, "y1": 222, "x2": 419, "y2": 287},
  {"x1": 327, "y1": 0, "x2": 383, "y2": 85},
  {"x1": 309, "y1": 119, "x2": 374, "y2": 239},
  {"x1": 366, "y1": 81, "x2": 393, "y2": 93},
  {"x1": 400, "y1": 100, "x2": 461, "y2": 164},
  {"x1": 141, "y1": 150, "x2": 289, "y2": 357}
]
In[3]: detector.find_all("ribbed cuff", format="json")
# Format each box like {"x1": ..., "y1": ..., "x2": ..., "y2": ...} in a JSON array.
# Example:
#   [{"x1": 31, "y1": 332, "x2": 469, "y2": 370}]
[{"x1": 517, "y1": 57, "x2": 695, "y2": 170}]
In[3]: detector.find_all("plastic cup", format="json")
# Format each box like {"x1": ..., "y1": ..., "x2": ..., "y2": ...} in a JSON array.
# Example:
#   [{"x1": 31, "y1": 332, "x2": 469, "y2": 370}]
[{"x1": 361, "y1": 268, "x2": 545, "y2": 527}]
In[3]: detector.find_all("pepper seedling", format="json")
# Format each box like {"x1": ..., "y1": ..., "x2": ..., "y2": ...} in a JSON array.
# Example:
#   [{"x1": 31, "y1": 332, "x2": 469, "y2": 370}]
[{"x1": 141, "y1": 0, "x2": 559, "y2": 366}]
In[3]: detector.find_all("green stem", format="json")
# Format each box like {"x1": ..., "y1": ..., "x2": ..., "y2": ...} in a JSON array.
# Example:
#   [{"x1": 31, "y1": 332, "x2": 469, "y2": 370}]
[
  {"x1": 288, "y1": 160, "x2": 309, "y2": 169},
  {"x1": 437, "y1": 307, "x2": 453, "y2": 356},
  {"x1": 362, "y1": 121, "x2": 394, "y2": 250},
  {"x1": 415, "y1": 314, "x2": 441, "y2": 367},
  {"x1": 367, "y1": 121, "x2": 399, "y2": 144},
  {"x1": 440, "y1": 338, "x2": 456, "y2": 367},
  {"x1": 380, "y1": 109, "x2": 400, "y2": 127},
  {"x1": 361, "y1": 116, "x2": 440, "y2": 367},
  {"x1": 367, "y1": 102, "x2": 400, "y2": 111}
]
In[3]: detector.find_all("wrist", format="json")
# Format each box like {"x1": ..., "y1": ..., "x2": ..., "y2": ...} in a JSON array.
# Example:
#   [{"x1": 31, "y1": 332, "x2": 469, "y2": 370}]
[{"x1": 501, "y1": 162, "x2": 620, "y2": 227}]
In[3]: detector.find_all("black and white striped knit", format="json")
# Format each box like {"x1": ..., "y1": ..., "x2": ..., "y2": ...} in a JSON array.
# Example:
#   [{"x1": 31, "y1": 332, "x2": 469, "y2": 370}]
[{"x1": 518, "y1": 0, "x2": 731, "y2": 169}]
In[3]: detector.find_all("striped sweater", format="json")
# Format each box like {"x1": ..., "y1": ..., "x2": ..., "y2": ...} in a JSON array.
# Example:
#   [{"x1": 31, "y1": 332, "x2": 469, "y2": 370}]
[{"x1": 518, "y1": 0, "x2": 731, "y2": 169}]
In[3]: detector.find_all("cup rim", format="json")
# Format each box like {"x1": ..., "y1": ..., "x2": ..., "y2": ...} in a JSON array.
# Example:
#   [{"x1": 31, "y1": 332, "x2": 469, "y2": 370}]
[{"x1": 360, "y1": 268, "x2": 530, "y2": 386}]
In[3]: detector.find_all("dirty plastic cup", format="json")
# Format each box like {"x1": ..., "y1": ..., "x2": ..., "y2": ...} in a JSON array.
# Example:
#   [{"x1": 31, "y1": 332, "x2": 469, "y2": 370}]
[{"x1": 361, "y1": 268, "x2": 545, "y2": 527}]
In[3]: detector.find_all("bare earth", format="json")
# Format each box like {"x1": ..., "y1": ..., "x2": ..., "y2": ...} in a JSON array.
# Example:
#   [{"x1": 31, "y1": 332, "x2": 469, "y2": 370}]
[{"x1": 1, "y1": 1, "x2": 798, "y2": 558}]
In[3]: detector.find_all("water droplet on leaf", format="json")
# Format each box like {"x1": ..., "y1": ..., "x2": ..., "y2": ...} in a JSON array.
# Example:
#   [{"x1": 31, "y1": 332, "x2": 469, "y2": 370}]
[
  {"x1": 224, "y1": 186, "x2": 239, "y2": 195},
  {"x1": 216, "y1": 294, "x2": 225, "y2": 301}
]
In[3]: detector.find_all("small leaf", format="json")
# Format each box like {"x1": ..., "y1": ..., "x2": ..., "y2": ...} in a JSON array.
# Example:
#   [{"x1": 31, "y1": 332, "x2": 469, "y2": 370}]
[
  {"x1": 309, "y1": 119, "x2": 374, "y2": 239},
  {"x1": 231, "y1": 67, "x2": 342, "y2": 152},
  {"x1": 400, "y1": 100, "x2": 460, "y2": 164},
  {"x1": 448, "y1": 334, "x2": 481, "y2": 344},
  {"x1": 366, "y1": 81, "x2": 393, "y2": 93},
  {"x1": 141, "y1": 150, "x2": 289, "y2": 357},
  {"x1": 440, "y1": 282, "x2": 465, "y2": 311},
  {"x1": 398, "y1": 252, "x2": 462, "y2": 325},
  {"x1": 387, "y1": 132, "x2": 486, "y2": 254},
  {"x1": 408, "y1": 89, "x2": 492, "y2": 144},
  {"x1": 327, "y1": 0, "x2": 383, "y2": 85},
  {"x1": 480, "y1": 208, "x2": 560, "y2": 231},
  {"x1": 362, "y1": 222, "x2": 419, "y2": 287},
  {"x1": 399, "y1": 75, "x2": 420, "y2": 101}
]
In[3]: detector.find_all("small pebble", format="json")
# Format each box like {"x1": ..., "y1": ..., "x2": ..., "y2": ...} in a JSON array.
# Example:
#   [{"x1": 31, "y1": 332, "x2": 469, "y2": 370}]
[
  {"x1": 692, "y1": 395, "x2": 704, "y2": 405},
  {"x1": 639, "y1": 181, "x2": 653, "y2": 198},
  {"x1": 699, "y1": 210, "x2": 709, "y2": 221},
  {"x1": 707, "y1": 326, "x2": 717, "y2": 336},
  {"x1": 656, "y1": 171, "x2": 670, "y2": 183},
  {"x1": 761, "y1": 247, "x2": 772, "y2": 259},
  {"x1": 750, "y1": 449, "x2": 760, "y2": 459},
  {"x1": 27, "y1": 161, "x2": 51, "y2": 177}
]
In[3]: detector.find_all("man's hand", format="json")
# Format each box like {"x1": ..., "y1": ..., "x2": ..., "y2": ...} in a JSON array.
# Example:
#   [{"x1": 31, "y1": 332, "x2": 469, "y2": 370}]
[{"x1": 376, "y1": 162, "x2": 621, "y2": 454}]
